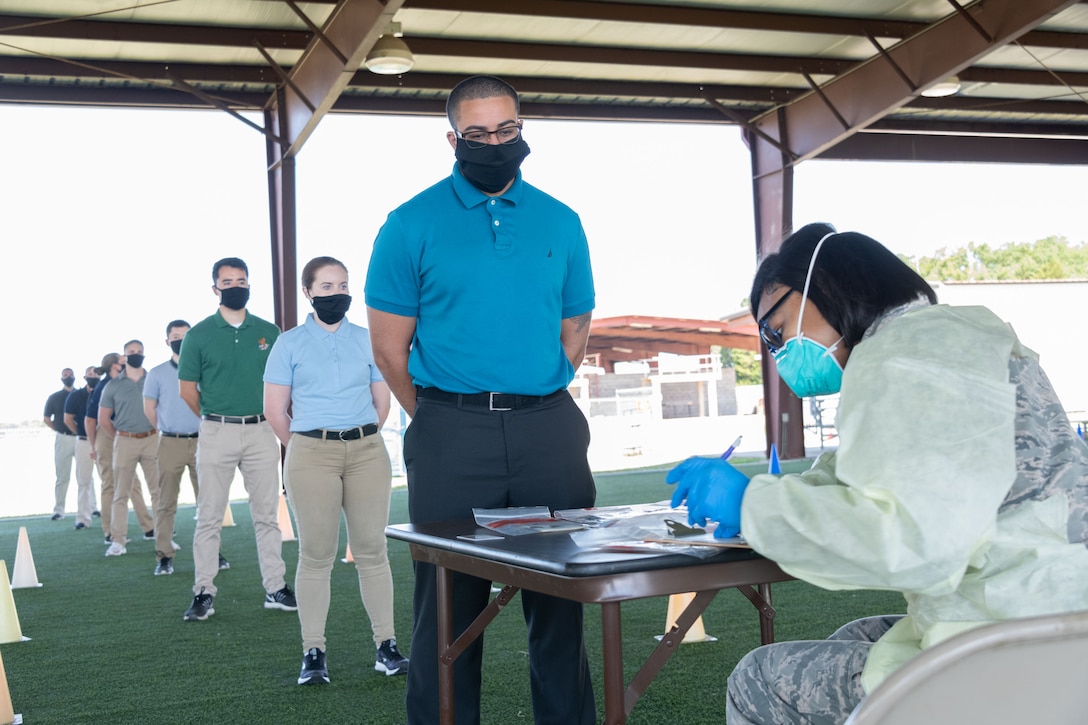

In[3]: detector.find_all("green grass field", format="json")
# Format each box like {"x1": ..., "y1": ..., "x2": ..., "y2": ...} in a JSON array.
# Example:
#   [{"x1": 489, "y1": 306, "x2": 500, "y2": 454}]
[{"x1": 0, "y1": 462, "x2": 903, "y2": 724}]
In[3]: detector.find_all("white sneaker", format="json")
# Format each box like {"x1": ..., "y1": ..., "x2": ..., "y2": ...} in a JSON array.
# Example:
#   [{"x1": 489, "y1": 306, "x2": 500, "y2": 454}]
[
  {"x1": 170, "y1": 540, "x2": 181, "y2": 551},
  {"x1": 105, "y1": 541, "x2": 127, "y2": 557}
]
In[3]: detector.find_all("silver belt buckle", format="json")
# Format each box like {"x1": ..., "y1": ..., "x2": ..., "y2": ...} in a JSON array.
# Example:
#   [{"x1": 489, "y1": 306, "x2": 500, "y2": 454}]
[
  {"x1": 338, "y1": 429, "x2": 351, "y2": 441},
  {"x1": 489, "y1": 392, "x2": 512, "y2": 411}
]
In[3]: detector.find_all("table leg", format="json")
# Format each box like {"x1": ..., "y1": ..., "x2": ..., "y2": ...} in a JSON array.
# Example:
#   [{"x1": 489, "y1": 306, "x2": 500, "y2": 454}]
[
  {"x1": 600, "y1": 601, "x2": 625, "y2": 725},
  {"x1": 436, "y1": 565, "x2": 455, "y2": 725}
]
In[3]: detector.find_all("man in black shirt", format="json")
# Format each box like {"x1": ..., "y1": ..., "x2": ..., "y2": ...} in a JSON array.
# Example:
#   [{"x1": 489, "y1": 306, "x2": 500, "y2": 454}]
[{"x1": 43, "y1": 368, "x2": 77, "y2": 520}]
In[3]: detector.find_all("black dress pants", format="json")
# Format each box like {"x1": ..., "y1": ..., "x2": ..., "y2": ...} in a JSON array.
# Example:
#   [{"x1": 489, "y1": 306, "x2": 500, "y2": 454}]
[{"x1": 404, "y1": 391, "x2": 597, "y2": 725}]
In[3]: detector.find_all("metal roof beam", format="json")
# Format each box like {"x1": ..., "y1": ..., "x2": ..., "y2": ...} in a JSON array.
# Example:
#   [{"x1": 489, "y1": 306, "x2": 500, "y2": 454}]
[
  {"x1": 404, "y1": 0, "x2": 1086, "y2": 50},
  {"x1": 750, "y1": 0, "x2": 1082, "y2": 166},
  {"x1": 822, "y1": 131, "x2": 1088, "y2": 163},
  {"x1": 266, "y1": 0, "x2": 404, "y2": 157},
  {"x1": 0, "y1": 14, "x2": 313, "y2": 48}
]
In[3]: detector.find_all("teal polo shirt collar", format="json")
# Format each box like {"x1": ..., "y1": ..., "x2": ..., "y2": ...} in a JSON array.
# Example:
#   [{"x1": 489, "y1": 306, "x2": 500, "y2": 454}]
[{"x1": 450, "y1": 162, "x2": 525, "y2": 208}]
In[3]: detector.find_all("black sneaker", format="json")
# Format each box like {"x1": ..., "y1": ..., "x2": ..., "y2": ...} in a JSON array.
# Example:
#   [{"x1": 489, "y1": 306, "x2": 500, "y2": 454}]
[
  {"x1": 143, "y1": 529, "x2": 155, "y2": 540},
  {"x1": 104, "y1": 534, "x2": 112, "y2": 545},
  {"x1": 298, "y1": 648, "x2": 330, "y2": 686},
  {"x1": 74, "y1": 522, "x2": 87, "y2": 530},
  {"x1": 92, "y1": 510, "x2": 101, "y2": 517},
  {"x1": 155, "y1": 556, "x2": 174, "y2": 576},
  {"x1": 264, "y1": 586, "x2": 298, "y2": 611},
  {"x1": 184, "y1": 588, "x2": 214, "y2": 621},
  {"x1": 50, "y1": 513, "x2": 62, "y2": 521},
  {"x1": 375, "y1": 639, "x2": 409, "y2": 676},
  {"x1": 218, "y1": 553, "x2": 230, "y2": 570}
]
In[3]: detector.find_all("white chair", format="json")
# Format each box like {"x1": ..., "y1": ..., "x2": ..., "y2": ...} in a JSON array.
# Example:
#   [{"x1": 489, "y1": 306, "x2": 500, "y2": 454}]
[{"x1": 845, "y1": 610, "x2": 1088, "y2": 725}]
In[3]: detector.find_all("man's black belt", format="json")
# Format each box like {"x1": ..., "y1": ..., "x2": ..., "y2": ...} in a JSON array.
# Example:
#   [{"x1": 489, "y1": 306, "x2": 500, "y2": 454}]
[
  {"x1": 297, "y1": 424, "x2": 379, "y2": 441},
  {"x1": 415, "y1": 387, "x2": 566, "y2": 411},
  {"x1": 161, "y1": 432, "x2": 199, "y2": 438},
  {"x1": 202, "y1": 414, "x2": 265, "y2": 425}
]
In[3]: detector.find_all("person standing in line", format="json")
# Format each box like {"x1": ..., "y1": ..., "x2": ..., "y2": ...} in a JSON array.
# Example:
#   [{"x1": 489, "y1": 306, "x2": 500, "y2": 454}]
[
  {"x1": 99, "y1": 340, "x2": 160, "y2": 556},
  {"x1": 144, "y1": 319, "x2": 230, "y2": 576},
  {"x1": 265, "y1": 256, "x2": 409, "y2": 686},
  {"x1": 43, "y1": 368, "x2": 78, "y2": 520},
  {"x1": 63, "y1": 366, "x2": 101, "y2": 530},
  {"x1": 365, "y1": 75, "x2": 597, "y2": 724},
  {"x1": 86, "y1": 353, "x2": 153, "y2": 546},
  {"x1": 178, "y1": 256, "x2": 296, "y2": 622}
]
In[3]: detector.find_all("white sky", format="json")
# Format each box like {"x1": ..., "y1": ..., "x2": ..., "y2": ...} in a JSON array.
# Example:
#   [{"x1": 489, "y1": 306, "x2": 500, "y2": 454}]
[{"x1": 4, "y1": 104, "x2": 1087, "y2": 424}]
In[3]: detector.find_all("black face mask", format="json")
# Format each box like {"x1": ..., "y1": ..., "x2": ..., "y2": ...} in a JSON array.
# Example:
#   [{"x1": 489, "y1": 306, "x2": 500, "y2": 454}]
[
  {"x1": 125, "y1": 354, "x2": 145, "y2": 369},
  {"x1": 85, "y1": 377, "x2": 99, "y2": 389},
  {"x1": 454, "y1": 137, "x2": 531, "y2": 193},
  {"x1": 169, "y1": 339, "x2": 184, "y2": 355},
  {"x1": 311, "y1": 294, "x2": 352, "y2": 325},
  {"x1": 61, "y1": 376, "x2": 75, "y2": 387},
  {"x1": 218, "y1": 286, "x2": 250, "y2": 311}
]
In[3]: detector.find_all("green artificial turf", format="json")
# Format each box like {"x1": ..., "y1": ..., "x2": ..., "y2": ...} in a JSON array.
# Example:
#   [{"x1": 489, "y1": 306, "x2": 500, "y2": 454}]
[{"x1": 0, "y1": 463, "x2": 903, "y2": 724}]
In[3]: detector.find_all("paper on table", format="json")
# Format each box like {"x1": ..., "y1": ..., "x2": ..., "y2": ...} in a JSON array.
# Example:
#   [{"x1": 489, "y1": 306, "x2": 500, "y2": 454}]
[{"x1": 471, "y1": 506, "x2": 585, "y2": 536}]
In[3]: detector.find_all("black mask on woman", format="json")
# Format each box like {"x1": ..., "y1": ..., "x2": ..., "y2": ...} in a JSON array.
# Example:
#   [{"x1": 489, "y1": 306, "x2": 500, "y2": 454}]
[
  {"x1": 454, "y1": 137, "x2": 531, "y2": 194},
  {"x1": 218, "y1": 286, "x2": 250, "y2": 311},
  {"x1": 311, "y1": 294, "x2": 352, "y2": 325}
]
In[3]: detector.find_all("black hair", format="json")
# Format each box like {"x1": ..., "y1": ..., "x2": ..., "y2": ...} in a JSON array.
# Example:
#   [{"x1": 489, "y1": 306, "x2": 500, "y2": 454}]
[
  {"x1": 445, "y1": 75, "x2": 520, "y2": 130},
  {"x1": 212, "y1": 257, "x2": 248, "y2": 282},
  {"x1": 750, "y1": 222, "x2": 937, "y2": 348},
  {"x1": 165, "y1": 319, "x2": 190, "y2": 336}
]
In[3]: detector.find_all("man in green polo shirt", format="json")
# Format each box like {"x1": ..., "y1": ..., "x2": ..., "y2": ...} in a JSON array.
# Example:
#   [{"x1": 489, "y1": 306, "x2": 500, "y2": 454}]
[{"x1": 177, "y1": 256, "x2": 296, "y2": 622}]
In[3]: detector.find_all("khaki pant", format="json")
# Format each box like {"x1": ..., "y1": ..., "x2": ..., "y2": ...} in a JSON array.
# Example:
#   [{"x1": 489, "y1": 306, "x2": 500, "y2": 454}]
[
  {"x1": 73, "y1": 437, "x2": 98, "y2": 526},
  {"x1": 110, "y1": 433, "x2": 159, "y2": 544},
  {"x1": 53, "y1": 432, "x2": 76, "y2": 515},
  {"x1": 193, "y1": 419, "x2": 285, "y2": 597},
  {"x1": 96, "y1": 430, "x2": 151, "y2": 538},
  {"x1": 285, "y1": 432, "x2": 395, "y2": 651},
  {"x1": 155, "y1": 435, "x2": 199, "y2": 557}
]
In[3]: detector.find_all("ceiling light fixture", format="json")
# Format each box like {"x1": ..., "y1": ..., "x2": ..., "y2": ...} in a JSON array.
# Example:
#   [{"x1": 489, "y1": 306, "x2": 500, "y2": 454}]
[
  {"x1": 920, "y1": 75, "x2": 961, "y2": 98},
  {"x1": 365, "y1": 22, "x2": 414, "y2": 75}
]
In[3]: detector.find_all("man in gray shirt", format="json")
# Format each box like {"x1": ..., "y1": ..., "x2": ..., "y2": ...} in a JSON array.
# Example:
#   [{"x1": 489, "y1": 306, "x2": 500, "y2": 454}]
[
  {"x1": 144, "y1": 320, "x2": 229, "y2": 576},
  {"x1": 99, "y1": 339, "x2": 160, "y2": 556}
]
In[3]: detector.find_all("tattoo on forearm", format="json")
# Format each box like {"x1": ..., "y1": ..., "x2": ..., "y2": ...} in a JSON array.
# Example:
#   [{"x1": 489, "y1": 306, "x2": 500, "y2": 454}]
[{"x1": 569, "y1": 312, "x2": 592, "y2": 332}]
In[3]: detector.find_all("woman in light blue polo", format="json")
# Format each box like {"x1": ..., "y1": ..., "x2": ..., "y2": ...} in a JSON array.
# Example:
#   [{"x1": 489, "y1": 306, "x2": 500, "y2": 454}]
[{"x1": 264, "y1": 255, "x2": 409, "y2": 686}]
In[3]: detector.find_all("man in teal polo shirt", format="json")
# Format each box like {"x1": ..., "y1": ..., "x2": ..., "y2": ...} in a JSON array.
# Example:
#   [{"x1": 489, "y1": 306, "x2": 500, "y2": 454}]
[
  {"x1": 366, "y1": 75, "x2": 596, "y2": 725},
  {"x1": 177, "y1": 257, "x2": 296, "y2": 622}
]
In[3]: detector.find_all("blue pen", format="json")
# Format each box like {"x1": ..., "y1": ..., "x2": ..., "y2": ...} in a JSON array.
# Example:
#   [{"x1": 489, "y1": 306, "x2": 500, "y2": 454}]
[{"x1": 720, "y1": 435, "x2": 742, "y2": 460}]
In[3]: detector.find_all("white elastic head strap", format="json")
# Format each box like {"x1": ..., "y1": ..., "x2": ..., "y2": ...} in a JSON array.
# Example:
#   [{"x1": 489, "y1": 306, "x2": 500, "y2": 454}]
[{"x1": 795, "y1": 231, "x2": 837, "y2": 339}]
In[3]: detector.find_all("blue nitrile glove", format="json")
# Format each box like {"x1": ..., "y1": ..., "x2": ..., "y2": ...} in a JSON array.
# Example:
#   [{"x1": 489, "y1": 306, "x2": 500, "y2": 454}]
[{"x1": 665, "y1": 457, "x2": 750, "y2": 539}]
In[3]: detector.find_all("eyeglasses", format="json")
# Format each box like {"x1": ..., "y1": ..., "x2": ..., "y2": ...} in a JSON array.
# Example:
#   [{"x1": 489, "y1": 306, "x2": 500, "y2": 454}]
[
  {"x1": 457, "y1": 122, "x2": 523, "y2": 149},
  {"x1": 757, "y1": 289, "x2": 795, "y2": 354}
]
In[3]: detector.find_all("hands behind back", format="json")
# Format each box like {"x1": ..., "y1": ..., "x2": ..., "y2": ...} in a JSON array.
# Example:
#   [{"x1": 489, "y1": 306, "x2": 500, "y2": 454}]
[{"x1": 665, "y1": 457, "x2": 750, "y2": 539}]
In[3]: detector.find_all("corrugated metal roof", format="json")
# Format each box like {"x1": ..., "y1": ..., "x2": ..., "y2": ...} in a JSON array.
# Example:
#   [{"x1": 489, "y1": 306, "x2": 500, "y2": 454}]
[{"x1": 2, "y1": 0, "x2": 1086, "y2": 153}]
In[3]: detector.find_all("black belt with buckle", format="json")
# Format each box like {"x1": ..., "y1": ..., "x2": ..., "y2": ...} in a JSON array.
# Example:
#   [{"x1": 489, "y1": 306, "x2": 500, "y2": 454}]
[
  {"x1": 415, "y1": 387, "x2": 566, "y2": 411},
  {"x1": 161, "y1": 432, "x2": 199, "y2": 438},
  {"x1": 297, "y1": 424, "x2": 379, "y2": 441},
  {"x1": 202, "y1": 414, "x2": 265, "y2": 425}
]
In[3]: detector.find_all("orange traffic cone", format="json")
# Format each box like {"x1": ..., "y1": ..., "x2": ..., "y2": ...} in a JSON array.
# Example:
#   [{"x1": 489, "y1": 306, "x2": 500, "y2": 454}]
[
  {"x1": 657, "y1": 592, "x2": 717, "y2": 644},
  {"x1": 0, "y1": 562, "x2": 24, "y2": 645},
  {"x1": 277, "y1": 494, "x2": 296, "y2": 542},
  {"x1": 341, "y1": 544, "x2": 354, "y2": 564},
  {"x1": 222, "y1": 502, "x2": 236, "y2": 527},
  {"x1": 9, "y1": 529, "x2": 41, "y2": 589},
  {"x1": 0, "y1": 648, "x2": 21, "y2": 725}
]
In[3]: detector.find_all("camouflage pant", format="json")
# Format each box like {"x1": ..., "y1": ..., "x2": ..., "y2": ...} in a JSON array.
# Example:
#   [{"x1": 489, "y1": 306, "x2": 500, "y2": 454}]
[{"x1": 726, "y1": 615, "x2": 904, "y2": 724}]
